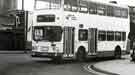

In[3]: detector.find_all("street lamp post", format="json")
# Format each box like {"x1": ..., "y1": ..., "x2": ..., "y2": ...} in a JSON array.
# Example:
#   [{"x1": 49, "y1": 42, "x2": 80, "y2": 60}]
[{"x1": 22, "y1": 0, "x2": 24, "y2": 10}]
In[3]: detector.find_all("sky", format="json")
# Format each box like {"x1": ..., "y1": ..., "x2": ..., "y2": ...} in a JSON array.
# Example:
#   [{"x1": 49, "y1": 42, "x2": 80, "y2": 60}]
[{"x1": 18, "y1": 0, "x2": 135, "y2": 11}]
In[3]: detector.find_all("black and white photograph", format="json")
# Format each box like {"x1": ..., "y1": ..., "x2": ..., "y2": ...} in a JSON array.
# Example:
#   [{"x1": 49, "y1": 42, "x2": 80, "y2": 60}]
[{"x1": 0, "y1": 0, "x2": 135, "y2": 75}]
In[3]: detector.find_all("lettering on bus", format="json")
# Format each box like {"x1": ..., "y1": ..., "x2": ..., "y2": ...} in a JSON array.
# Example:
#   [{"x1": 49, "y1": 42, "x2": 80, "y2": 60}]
[
  {"x1": 37, "y1": 15, "x2": 55, "y2": 22},
  {"x1": 66, "y1": 14, "x2": 77, "y2": 20}
]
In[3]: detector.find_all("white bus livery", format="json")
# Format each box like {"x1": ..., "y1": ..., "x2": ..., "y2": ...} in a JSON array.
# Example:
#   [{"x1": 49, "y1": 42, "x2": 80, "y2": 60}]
[{"x1": 29, "y1": 0, "x2": 130, "y2": 61}]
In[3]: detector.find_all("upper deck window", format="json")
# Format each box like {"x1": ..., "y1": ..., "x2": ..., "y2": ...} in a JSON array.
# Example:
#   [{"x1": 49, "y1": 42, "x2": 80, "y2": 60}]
[
  {"x1": 88, "y1": 2, "x2": 97, "y2": 14},
  {"x1": 106, "y1": 6, "x2": 113, "y2": 16},
  {"x1": 64, "y1": 0, "x2": 78, "y2": 12},
  {"x1": 79, "y1": 0, "x2": 88, "y2": 13},
  {"x1": 63, "y1": 0, "x2": 128, "y2": 18},
  {"x1": 97, "y1": 3, "x2": 106, "y2": 15},
  {"x1": 64, "y1": 0, "x2": 72, "y2": 11},
  {"x1": 35, "y1": 0, "x2": 61, "y2": 9},
  {"x1": 121, "y1": 8, "x2": 128, "y2": 18},
  {"x1": 113, "y1": 7, "x2": 121, "y2": 17}
]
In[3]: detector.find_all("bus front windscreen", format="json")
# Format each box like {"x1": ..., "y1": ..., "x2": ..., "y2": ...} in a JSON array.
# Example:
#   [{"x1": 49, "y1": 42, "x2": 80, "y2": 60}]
[{"x1": 33, "y1": 26, "x2": 62, "y2": 42}]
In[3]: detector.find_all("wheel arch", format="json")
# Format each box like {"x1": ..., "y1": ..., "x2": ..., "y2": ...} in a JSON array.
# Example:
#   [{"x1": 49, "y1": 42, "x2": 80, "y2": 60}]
[
  {"x1": 115, "y1": 45, "x2": 122, "y2": 51},
  {"x1": 77, "y1": 46, "x2": 86, "y2": 54},
  {"x1": 76, "y1": 46, "x2": 87, "y2": 61},
  {"x1": 114, "y1": 45, "x2": 122, "y2": 59}
]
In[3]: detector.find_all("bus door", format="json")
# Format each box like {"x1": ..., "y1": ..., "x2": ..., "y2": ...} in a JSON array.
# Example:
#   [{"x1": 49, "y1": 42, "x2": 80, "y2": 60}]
[
  {"x1": 88, "y1": 28, "x2": 97, "y2": 55},
  {"x1": 63, "y1": 27, "x2": 75, "y2": 57}
]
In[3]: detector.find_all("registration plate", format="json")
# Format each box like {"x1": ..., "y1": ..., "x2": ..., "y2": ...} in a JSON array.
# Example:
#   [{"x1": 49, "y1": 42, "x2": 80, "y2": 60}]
[{"x1": 40, "y1": 46, "x2": 49, "y2": 52}]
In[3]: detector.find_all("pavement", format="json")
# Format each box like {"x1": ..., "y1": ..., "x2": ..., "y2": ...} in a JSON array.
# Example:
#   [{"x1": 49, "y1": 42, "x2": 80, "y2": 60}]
[
  {"x1": 92, "y1": 55, "x2": 135, "y2": 75},
  {"x1": 0, "y1": 51, "x2": 29, "y2": 54}
]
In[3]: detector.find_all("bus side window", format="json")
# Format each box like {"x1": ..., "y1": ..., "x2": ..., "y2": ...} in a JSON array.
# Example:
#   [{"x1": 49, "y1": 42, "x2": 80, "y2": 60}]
[
  {"x1": 121, "y1": 8, "x2": 128, "y2": 18},
  {"x1": 79, "y1": 0, "x2": 88, "y2": 13},
  {"x1": 79, "y1": 29, "x2": 88, "y2": 41},
  {"x1": 97, "y1": 3, "x2": 106, "y2": 16},
  {"x1": 115, "y1": 32, "x2": 121, "y2": 41},
  {"x1": 107, "y1": 31, "x2": 114, "y2": 41},
  {"x1": 71, "y1": 0, "x2": 78, "y2": 12},
  {"x1": 88, "y1": 2, "x2": 97, "y2": 14},
  {"x1": 64, "y1": 0, "x2": 72, "y2": 11},
  {"x1": 98, "y1": 31, "x2": 106, "y2": 41},
  {"x1": 64, "y1": 0, "x2": 78, "y2": 12},
  {"x1": 122, "y1": 32, "x2": 126, "y2": 41},
  {"x1": 113, "y1": 7, "x2": 121, "y2": 18},
  {"x1": 106, "y1": 6, "x2": 113, "y2": 16}
]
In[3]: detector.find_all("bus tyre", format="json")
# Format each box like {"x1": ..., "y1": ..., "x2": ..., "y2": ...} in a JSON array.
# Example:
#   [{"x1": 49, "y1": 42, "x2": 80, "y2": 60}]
[
  {"x1": 31, "y1": 54, "x2": 37, "y2": 57},
  {"x1": 114, "y1": 47, "x2": 121, "y2": 59},
  {"x1": 76, "y1": 47, "x2": 86, "y2": 62}
]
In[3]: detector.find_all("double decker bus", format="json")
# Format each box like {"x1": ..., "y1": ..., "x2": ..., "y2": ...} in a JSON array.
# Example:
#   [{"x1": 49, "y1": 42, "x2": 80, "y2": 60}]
[{"x1": 29, "y1": 0, "x2": 130, "y2": 61}]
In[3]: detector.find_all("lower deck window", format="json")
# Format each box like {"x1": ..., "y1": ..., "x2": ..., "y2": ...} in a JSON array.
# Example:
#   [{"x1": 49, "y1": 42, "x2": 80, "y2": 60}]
[
  {"x1": 115, "y1": 32, "x2": 121, "y2": 41},
  {"x1": 122, "y1": 32, "x2": 126, "y2": 41},
  {"x1": 79, "y1": 29, "x2": 88, "y2": 41},
  {"x1": 107, "y1": 31, "x2": 114, "y2": 41},
  {"x1": 98, "y1": 31, "x2": 106, "y2": 41},
  {"x1": 98, "y1": 31, "x2": 126, "y2": 41}
]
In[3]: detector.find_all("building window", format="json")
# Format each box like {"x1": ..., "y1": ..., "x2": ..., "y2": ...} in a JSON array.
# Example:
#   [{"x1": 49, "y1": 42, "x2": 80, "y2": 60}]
[{"x1": 79, "y1": 29, "x2": 88, "y2": 41}]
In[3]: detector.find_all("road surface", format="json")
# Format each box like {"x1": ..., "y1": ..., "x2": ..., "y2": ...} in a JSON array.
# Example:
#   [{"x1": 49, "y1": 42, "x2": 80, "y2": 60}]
[{"x1": 0, "y1": 54, "x2": 100, "y2": 75}]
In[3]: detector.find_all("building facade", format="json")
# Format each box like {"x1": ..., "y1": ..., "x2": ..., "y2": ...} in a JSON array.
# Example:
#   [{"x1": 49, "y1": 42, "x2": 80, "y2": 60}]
[{"x1": 129, "y1": 6, "x2": 135, "y2": 49}]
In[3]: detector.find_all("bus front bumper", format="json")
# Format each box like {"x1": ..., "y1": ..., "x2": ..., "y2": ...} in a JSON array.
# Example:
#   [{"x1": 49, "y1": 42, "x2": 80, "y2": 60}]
[{"x1": 31, "y1": 51, "x2": 63, "y2": 58}]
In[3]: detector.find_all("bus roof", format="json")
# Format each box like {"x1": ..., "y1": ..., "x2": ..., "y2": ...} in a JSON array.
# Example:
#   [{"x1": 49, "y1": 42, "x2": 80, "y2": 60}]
[{"x1": 85, "y1": 0, "x2": 129, "y2": 9}]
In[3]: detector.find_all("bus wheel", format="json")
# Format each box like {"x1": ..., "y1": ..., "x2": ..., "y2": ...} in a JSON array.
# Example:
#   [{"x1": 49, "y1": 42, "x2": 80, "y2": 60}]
[
  {"x1": 76, "y1": 47, "x2": 86, "y2": 62},
  {"x1": 114, "y1": 46, "x2": 121, "y2": 59}
]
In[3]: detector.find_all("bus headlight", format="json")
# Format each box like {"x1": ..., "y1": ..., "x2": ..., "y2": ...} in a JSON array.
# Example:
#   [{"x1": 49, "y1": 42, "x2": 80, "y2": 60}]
[
  {"x1": 32, "y1": 46, "x2": 38, "y2": 50},
  {"x1": 55, "y1": 47, "x2": 59, "y2": 52}
]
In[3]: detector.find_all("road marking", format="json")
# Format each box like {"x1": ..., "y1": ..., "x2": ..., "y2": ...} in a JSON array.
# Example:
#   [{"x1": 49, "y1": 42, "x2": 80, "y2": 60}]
[{"x1": 83, "y1": 64, "x2": 107, "y2": 75}]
